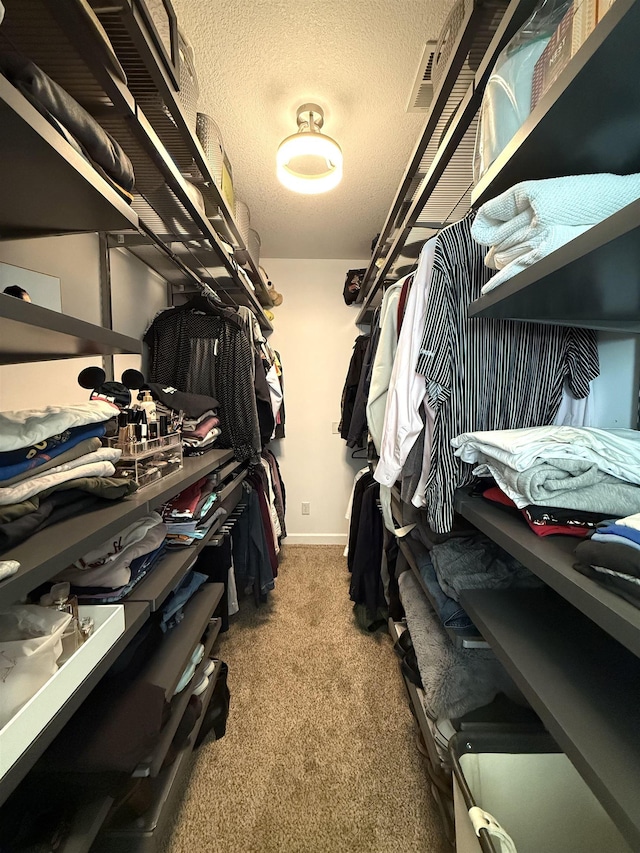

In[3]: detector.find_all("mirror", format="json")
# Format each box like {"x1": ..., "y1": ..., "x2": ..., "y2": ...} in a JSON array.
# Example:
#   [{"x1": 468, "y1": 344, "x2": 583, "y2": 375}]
[{"x1": 0, "y1": 262, "x2": 62, "y2": 312}]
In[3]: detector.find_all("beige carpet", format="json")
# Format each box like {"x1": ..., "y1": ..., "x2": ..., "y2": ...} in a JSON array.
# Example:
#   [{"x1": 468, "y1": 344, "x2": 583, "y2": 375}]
[{"x1": 164, "y1": 545, "x2": 448, "y2": 853}]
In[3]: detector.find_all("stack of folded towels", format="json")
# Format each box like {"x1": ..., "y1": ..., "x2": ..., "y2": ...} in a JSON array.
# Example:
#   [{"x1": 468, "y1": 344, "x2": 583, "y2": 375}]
[
  {"x1": 54, "y1": 512, "x2": 167, "y2": 604},
  {"x1": 575, "y1": 512, "x2": 640, "y2": 608},
  {"x1": 162, "y1": 476, "x2": 227, "y2": 547},
  {"x1": 471, "y1": 173, "x2": 640, "y2": 292},
  {"x1": 0, "y1": 401, "x2": 138, "y2": 554},
  {"x1": 453, "y1": 426, "x2": 640, "y2": 537}
]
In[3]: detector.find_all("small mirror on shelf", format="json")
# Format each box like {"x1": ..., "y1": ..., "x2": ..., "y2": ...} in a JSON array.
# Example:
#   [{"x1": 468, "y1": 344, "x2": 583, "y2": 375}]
[{"x1": 0, "y1": 263, "x2": 62, "y2": 312}]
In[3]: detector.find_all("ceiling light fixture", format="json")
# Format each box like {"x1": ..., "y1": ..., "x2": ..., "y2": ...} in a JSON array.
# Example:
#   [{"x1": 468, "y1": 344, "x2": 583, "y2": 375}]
[{"x1": 276, "y1": 103, "x2": 343, "y2": 195}]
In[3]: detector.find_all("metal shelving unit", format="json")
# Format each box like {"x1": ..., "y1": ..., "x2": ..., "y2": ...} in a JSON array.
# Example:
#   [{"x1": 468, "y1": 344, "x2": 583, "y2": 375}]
[
  {"x1": 87, "y1": 0, "x2": 273, "y2": 307},
  {"x1": 0, "y1": 294, "x2": 142, "y2": 364},
  {"x1": 455, "y1": 492, "x2": 640, "y2": 659},
  {"x1": 0, "y1": 0, "x2": 273, "y2": 328},
  {"x1": 461, "y1": 587, "x2": 640, "y2": 851},
  {"x1": 355, "y1": 0, "x2": 540, "y2": 324},
  {"x1": 0, "y1": 73, "x2": 138, "y2": 238},
  {"x1": 464, "y1": 0, "x2": 640, "y2": 330}
]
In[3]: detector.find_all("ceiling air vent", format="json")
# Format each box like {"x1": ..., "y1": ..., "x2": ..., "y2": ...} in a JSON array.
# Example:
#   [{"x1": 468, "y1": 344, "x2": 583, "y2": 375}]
[{"x1": 407, "y1": 41, "x2": 437, "y2": 113}]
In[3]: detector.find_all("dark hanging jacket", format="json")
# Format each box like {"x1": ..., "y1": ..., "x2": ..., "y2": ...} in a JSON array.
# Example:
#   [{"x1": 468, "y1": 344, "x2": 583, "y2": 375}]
[
  {"x1": 339, "y1": 334, "x2": 370, "y2": 442},
  {"x1": 144, "y1": 295, "x2": 261, "y2": 464}
]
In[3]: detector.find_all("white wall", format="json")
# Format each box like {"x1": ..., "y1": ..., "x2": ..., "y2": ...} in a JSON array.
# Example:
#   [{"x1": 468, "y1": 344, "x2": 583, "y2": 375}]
[
  {"x1": 264, "y1": 257, "x2": 368, "y2": 545},
  {"x1": 0, "y1": 236, "x2": 168, "y2": 411}
]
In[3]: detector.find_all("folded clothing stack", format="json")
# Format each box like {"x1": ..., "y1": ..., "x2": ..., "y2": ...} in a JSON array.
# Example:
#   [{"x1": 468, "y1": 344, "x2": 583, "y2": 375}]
[
  {"x1": 453, "y1": 426, "x2": 640, "y2": 519},
  {"x1": 482, "y1": 485, "x2": 610, "y2": 538},
  {"x1": 398, "y1": 570, "x2": 521, "y2": 719},
  {"x1": 0, "y1": 51, "x2": 135, "y2": 200},
  {"x1": 53, "y1": 512, "x2": 167, "y2": 602},
  {"x1": 0, "y1": 401, "x2": 138, "y2": 555},
  {"x1": 575, "y1": 512, "x2": 640, "y2": 608},
  {"x1": 471, "y1": 173, "x2": 640, "y2": 292},
  {"x1": 162, "y1": 477, "x2": 227, "y2": 547},
  {"x1": 181, "y1": 413, "x2": 221, "y2": 456},
  {"x1": 144, "y1": 384, "x2": 222, "y2": 457}
]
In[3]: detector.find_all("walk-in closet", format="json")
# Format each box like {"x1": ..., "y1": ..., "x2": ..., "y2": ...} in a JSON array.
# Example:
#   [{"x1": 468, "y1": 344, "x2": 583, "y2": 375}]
[{"x1": 0, "y1": 1, "x2": 638, "y2": 851}]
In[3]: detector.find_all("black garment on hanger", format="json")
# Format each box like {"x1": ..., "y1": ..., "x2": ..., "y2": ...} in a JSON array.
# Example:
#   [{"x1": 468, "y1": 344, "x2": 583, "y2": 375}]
[
  {"x1": 347, "y1": 471, "x2": 375, "y2": 573},
  {"x1": 347, "y1": 312, "x2": 381, "y2": 448},
  {"x1": 339, "y1": 334, "x2": 370, "y2": 442},
  {"x1": 273, "y1": 350, "x2": 286, "y2": 439},
  {"x1": 144, "y1": 297, "x2": 261, "y2": 464},
  {"x1": 349, "y1": 480, "x2": 385, "y2": 623}
]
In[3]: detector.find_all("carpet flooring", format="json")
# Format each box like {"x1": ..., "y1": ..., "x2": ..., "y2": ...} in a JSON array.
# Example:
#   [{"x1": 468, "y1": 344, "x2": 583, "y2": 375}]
[{"x1": 164, "y1": 544, "x2": 448, "y2": 853}]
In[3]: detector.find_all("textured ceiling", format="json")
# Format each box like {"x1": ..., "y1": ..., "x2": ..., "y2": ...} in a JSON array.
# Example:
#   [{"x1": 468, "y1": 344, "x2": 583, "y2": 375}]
[{"x1": 171, "y1": 0, "x2": 453, "y2": 259}]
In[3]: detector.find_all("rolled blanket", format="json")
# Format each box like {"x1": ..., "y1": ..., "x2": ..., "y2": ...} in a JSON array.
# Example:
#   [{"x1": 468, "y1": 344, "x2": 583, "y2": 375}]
[
  {"x1": 481, "y1": 457, "x2": 640, "y2": 517},
  {"x1": 471, "y1": 173, "x2": 640, "y2": 291}
]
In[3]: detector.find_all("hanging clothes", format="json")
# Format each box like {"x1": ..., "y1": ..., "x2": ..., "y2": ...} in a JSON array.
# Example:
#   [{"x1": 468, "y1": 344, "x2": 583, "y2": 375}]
[
  {"x1": 144, "y1": 295, "x2": 261, "y2": 464},
  {"x1": 347, "y1": 307, "x2": 382, "y2": 448},
  {"x1": 415, "y1": 213, "x2": 599, "y2": 533},
  {"x1": 339, "y1": 333, "x2": 370, "y2": 442},
  {"x1": 273, "y1": 350, "x2": 286, "y2": 439}
]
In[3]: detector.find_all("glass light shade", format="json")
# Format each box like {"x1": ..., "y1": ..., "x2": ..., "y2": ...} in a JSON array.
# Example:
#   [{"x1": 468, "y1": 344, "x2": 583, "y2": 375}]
[{"x1": 276, "y1": 131, "x2": 343, "y2": 194}]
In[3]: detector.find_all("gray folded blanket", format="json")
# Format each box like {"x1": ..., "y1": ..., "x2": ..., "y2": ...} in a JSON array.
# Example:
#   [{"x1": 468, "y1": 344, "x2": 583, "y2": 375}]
[
  {"x1": 0, "y1": 51, "x2": 134, "y2": 193},
  {"x1": 398, "y1": 570, "x2": 521, "y2": 719},
  {"x1": 489, "y1": 457, "x2": 640, "y2": 517},
  {"x1": 430, "y1": 533, "x2": 542, "y2": 603}
]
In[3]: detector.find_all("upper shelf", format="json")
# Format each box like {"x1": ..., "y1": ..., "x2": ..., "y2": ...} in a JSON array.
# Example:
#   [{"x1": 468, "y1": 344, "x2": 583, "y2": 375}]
[
  {"x1": 0, "y1": 294, "x2": 143, "y2": 363},
  {"x1": 455, "y1": 492, "x2": 640, "y2": 659},
  {"x1": 467, "y1": 199, "x2": 640, "y2": 332},
  {"x1": 0, "y1": 0, "x2": 273, "y2": 326},
  {"x1": 461, "y1": 586, "x2": 640, "y2": 851},
  {"x1": 472, "y1": 0, "x2": 640, "y2": 207},
  {"x1": 0, "y1": 73, "x2": 138, "y2": 238},
  {"x1": 355, "y1": 0, "x2": 541, "y2": 322}
]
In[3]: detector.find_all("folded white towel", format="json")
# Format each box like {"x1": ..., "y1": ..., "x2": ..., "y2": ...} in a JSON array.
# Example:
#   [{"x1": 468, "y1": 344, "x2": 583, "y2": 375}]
[{"x1": 472, "y1": 173, "x2": 640, "y2": 291}]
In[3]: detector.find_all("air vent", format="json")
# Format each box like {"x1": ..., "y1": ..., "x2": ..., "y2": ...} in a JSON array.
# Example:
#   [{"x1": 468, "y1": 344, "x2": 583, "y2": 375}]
[{"x1": 407, "y1": 41, "x2": 437, "y2": 113}]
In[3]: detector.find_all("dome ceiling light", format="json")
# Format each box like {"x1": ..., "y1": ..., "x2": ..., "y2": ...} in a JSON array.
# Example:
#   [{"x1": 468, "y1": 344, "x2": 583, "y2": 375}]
[{"x1": 276, "y1": 103, "x2": 343, "y2": 195}]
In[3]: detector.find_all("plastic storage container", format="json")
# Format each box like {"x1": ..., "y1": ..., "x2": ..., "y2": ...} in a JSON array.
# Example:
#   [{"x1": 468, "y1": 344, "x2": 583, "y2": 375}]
[
  {"x1": 247, "y1": 227, "x2": 261, "y2": 267},
  {"x1": 105, "y1": 433, "x2": 183, "y2": 489},
  {"x1": 0, "y1": 604, "x2": 125, "y2": 781},
  {"x1": 234, "y1": 199, "x2": 251, "y2": 247},
  {"x1": 451, "y1": 732, "x2": 632, "y2": 853},
  {"x1": 195, "y1": 112, "x2": 224, "y2": 187},
  {"x1": 176, "y1": 28, "x2": 199, "y2": 130}
]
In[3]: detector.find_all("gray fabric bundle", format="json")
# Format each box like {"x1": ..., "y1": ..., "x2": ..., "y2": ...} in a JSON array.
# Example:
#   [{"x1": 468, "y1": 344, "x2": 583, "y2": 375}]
[
  {"x1": 398, "y1": 570, "x2": 521, "y2": 719},
  {"x1": 430, "y1": 533, "x2": 542, "y2": 603},
  {"x1": 488, "y1": 457, "x2": 640, "y2": 517}
]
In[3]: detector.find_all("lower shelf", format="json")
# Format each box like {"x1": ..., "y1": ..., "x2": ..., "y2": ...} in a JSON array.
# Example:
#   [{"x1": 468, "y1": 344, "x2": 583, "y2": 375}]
[
  {"x1": 94, "y1": 659, "x2": 223, "y2": 853},
  {"x1": 460, "y1": 586, "x2": 640, "y2": 851},
  {"x1": 0, "y1": 601, "x2": 149, "y2": 807},
  {"x1": 397, "y1": 538, "x2": 489, "y2": 650}
]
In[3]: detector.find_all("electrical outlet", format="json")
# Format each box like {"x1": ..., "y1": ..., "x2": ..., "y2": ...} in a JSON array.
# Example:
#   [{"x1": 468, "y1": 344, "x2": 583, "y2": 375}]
[
  {"x1": 301, "y1": 502, "x2": 310, "y2": 515},
  {"x1": 332, "y1": 422, "x2": 339, "y2": 434}
]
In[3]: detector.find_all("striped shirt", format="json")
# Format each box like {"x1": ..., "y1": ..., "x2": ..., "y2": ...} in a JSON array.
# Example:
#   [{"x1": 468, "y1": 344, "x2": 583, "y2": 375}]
[{"x1": 416, "y1": 214, "x2": 599, "y2": 533}]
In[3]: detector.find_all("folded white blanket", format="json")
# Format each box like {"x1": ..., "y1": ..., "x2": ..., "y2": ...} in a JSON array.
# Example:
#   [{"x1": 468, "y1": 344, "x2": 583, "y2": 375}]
[
  {"x1": 451, "y1": 426, "x2": 640, "y2": 486},
  {"x1": 0, "y1": 459, "x2": 117, "y2": 505},
  {"x1": 0, "y1": 401, "x2": 118, "y2": 452},
  {"x1": 472, "y1": 173, "x2": 640, "y2": 292}
]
